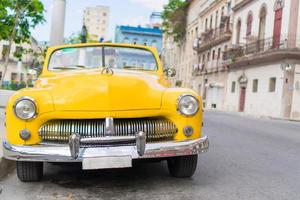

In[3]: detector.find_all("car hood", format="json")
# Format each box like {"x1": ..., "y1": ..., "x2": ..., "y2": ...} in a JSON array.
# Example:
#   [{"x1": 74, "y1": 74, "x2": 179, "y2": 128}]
[{"x1": 37, "y1": 71, "x2": 167, "y2": 111}]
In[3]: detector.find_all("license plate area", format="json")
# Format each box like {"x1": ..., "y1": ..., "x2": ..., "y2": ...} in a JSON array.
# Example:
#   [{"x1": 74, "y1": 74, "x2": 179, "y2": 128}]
[{"x1": 82, "y1": 156, "x2": 132, "y2": 170}]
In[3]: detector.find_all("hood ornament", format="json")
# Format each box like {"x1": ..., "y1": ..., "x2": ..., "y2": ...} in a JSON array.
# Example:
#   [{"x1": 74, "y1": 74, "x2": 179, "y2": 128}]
[{"x1": 101, "y1": 67, "x2": 114, "y2": 75}]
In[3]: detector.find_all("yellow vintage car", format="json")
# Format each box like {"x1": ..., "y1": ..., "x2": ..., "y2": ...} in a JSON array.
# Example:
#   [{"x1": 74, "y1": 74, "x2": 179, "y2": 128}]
[{"x1": 3, "y1": 43, "x2": 209, "y2": 182}]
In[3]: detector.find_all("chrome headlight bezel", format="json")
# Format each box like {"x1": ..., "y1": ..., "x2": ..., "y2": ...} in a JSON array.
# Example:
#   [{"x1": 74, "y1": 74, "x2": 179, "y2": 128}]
[
  {"x1": 177, "y1": 94, "x2": 200, "y2": 116},
  {"x1": 13, "y1": 97, "x2": 38, "y2": 121}
]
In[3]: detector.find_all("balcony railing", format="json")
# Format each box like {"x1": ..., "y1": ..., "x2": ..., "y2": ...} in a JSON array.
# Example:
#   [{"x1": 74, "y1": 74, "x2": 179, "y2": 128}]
[
  {"x1": 194, "y1": 23, "x2": 232, "y2": 52},
  {"x1": 223, "y1": 36, "x2": 300, "y2": 62}
]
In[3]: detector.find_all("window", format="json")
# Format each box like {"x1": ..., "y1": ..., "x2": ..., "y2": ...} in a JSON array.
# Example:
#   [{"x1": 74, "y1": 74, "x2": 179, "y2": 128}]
[
  {"x1": 221, "y1": 6, "x2": 225, "y2": 16},
  {"x1": 2, "y1": 45, "x2": 9, "y2": 59},
  {"x1": 212, "y1": 50, "x2": 215, "y2": 60},
  {"x1": 20, "y1": 73, "x2": 25, "y2": 82},
  {"x1": 202, "y1": 54, "x2": 205, "y2": 63},
  {"x1": 11, "y1": 73, "x2": 17, "y2": 81},
  {"x1": 0, "y1": 71, "x2": 2, "y2": 81},
  {"x1": 236, "y1": 19, "x2": 241, "y2": 44},
  {"x1": 143, "y1": 39, "x2": 148, "y2": 46},
  {"x1": 217, "y1": 48, "x2": 221, "y2": 59},
  {"x1": 252, "y1": 79, "x2": 258, "y2": 93},
  {"x1": 123, "y1": 37, "x2": 129, "y2": 43},
  {"x1": 269, "y1": 77, "x2": 276, "y2": 92},
  {"x1": 103, "y1": 12, "x2": 107, "y2": 16},
  {"x1": 258, "y1": 6, "x2": 267, "y2": 40},
  {"x1": 246, "y1": 12, "x2": 253, "y2": 36},
  {"x1": 215, "y1": 11, "x2": 219, "y2": 28},
  {"x1": 231, "y1": 81, "x2": 236, "y2": 93},
  {"x1": 207, "y1": 52, "x2": 210, "y2": 61},
  {"x1": 133, "y1": 38, "x2": 138, "y2": 44},
  {"x1": 205, "y1": 18, "x2": 208, "y2": 30},
  {"x1": 151, "y1": 40, "x2": 157, "y2": 47},
  {"x1": 210, "y1": 15, "x2": 213, "y2": 29}
]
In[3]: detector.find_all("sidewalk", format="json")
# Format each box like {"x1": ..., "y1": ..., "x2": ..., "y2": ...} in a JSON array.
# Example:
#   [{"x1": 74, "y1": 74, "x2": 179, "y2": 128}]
[
  {"x1": 0, "y1": 108, "x2": 15, "y2": 179},
  {"x1": 204, "y1": 109, "x2": 300, "y2": 123}
]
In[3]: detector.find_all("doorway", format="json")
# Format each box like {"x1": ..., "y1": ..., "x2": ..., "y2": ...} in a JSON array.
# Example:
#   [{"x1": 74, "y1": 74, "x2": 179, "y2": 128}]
[
  {"x1": 273, "y1": 8, "x2": 283, "y2": 48},
  {"x1": 239, "y1": 87, "x2": 246, "y2": 112}
]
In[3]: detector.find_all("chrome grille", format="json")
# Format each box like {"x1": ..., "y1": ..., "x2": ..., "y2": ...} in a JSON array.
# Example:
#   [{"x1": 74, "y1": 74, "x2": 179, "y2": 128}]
[{"x1": 39, "y1": 118, "x2": 178, "y2": 143}]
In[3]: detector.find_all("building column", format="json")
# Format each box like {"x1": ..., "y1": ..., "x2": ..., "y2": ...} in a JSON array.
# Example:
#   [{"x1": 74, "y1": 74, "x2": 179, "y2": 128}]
[{"x1": 50, "y1": 0, "x2": 66, "y2": 46}]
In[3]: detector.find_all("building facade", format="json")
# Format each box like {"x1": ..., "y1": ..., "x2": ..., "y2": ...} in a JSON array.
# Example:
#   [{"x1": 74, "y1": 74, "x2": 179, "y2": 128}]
[
  {"x1": 162, "y1": 0, "x2": 300, "y2": 120},
  {"x1": 223, "y1": 0, "x2": 300, "y2": 120},
  {"x1": 0, "y1": 38, "x2": 40, "y2": 87},
  {"x1": 83, "y1": 6, "x2": 110, "y2": 41},
  {"x1": 115, "y1": 25, "x2": 163, "y2": 53}
]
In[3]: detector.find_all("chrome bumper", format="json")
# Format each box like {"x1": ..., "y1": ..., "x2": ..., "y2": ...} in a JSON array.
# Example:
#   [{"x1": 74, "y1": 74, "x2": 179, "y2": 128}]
[{"x1": 3, "y1": 136, "x2": 209, "y2": 162}]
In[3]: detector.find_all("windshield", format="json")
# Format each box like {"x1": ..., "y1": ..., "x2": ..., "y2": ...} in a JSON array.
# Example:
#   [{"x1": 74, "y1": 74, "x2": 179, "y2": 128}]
[{"x1": 48, "y1": 46, "x2": 158, "y2": 71}]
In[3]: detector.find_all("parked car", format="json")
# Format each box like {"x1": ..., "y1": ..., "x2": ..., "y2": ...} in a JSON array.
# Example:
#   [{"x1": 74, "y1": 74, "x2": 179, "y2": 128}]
[{"x1": 3, "y1": 43, "x2": 209, "y2": 182}]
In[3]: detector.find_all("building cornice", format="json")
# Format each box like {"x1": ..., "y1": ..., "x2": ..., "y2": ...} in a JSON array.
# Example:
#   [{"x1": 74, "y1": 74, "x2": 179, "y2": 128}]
[
  {"x1": 225, "y1": 49, "x2": 300, "y2": 69},
  {"x1": 232, "y1": 0, "x2": 254, "y2": 12},
  {"x1": 199, "y1": 0, "x2": 224, "y2": 17}
]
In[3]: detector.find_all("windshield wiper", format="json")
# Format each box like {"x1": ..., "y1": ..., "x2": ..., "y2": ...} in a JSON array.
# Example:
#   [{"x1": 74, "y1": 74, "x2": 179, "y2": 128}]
[
  {"x1": 123, "y1": 66, "x2": 144, "y2": 70},
  {"x1": 53, "y1": 65, "x2": 88, "y2": 70}
]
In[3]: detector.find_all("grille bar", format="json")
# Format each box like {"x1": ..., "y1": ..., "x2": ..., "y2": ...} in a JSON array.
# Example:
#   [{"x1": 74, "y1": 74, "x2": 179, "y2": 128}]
[{"x1": 39, "y1": 118, "x2": 177, "y2": 143}]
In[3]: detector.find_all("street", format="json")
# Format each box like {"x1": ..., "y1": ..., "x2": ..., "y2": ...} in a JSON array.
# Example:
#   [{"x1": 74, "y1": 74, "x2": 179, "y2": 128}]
[{"x1": 0, "y1": 111, "x2": 300, "y2": 200}]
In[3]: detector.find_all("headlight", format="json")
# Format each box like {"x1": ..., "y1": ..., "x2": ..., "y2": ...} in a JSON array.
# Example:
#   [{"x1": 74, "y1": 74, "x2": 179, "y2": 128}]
[
  {"x1": 14, "y1": 97, "x2": 37, "y2": 120},
  {"x1": 178, "y1": 95, "x2": 199, "y2": 116}
]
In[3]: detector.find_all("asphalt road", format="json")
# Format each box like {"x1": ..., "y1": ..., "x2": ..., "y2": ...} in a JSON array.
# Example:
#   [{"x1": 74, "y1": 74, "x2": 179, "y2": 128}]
[{"x1": 0, "y1": 111, "x2": 300, "y2": 200}]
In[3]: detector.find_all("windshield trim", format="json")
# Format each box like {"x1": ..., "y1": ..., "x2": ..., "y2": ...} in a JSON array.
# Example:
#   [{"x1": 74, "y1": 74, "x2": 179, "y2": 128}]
[{"x1": 47, "y1": 45, "x2": 159, "y2": 72}]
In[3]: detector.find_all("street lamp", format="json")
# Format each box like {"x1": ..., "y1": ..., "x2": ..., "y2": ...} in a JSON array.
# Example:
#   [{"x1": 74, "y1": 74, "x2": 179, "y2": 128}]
[{"x1": 81, "y1": 25, "x2": 88, "y2": 43}]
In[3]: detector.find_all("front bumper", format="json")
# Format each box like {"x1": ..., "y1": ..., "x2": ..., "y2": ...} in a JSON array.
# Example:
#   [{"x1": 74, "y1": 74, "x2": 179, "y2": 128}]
[{"x1": 3, "y1": 136, "x2": 209, "y2": 162}]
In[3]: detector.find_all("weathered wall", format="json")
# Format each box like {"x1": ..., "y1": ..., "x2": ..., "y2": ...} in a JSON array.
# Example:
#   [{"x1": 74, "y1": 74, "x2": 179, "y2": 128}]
[
  {"x1": 225, "y1": 63, "x2": 284, "y2": 118},
  {"x1": 0, "y1": 90, "x2": 15, "y2": 108}
]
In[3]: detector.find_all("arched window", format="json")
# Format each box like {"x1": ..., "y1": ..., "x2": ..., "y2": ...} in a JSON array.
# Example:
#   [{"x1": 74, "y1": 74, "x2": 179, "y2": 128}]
[
  {"x1": 123, "y1": 37, "x2": 129, "y2": 44},
  {"x1": 236, "y1": 19, "x2": 241, "y2": 44},
  {"x1": 258, "y1": 6, "x2": 267, "y2": 40},
  {"x1": 143, "y1": 39, "x2": 148, "y2": 46},
  {"x1": 133, "y1": 38, "x2": 138, "y2": 45},
  {"x1": 215, "y1": 11, "x2": 219, "y2": 28},
  {"x1": 246, "y1": 12, "x2": 253, "y2": 36},
  {"x1": 151, "y1": 40, "x2": 157, "y2": 47}
]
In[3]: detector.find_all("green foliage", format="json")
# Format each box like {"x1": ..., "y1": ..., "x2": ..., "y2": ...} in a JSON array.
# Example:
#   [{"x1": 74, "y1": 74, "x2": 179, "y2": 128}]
[
  {"x1": 175, "y1": 80, "x2": 183, "y2": 87},
  {"x1": 66, "y1": 32, "x2": 101, "y2": 44},
  {"x1": 0, "y1": 0, "x2": 45, "y2": 86},
  {"x1": 162, "y1": 0, "x2": 188, "y2": 42},
  {"x1": 66, "y1": 32, "x2": 82, "y2": 44},
  {"x1": 0, "y1": 0, "x2": 45, "y2": 43}
]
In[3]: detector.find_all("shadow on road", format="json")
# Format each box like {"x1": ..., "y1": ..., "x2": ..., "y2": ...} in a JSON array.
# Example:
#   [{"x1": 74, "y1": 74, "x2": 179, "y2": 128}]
[{"x1": 44, "y1": 161, "x2": 197, "y2": 190}]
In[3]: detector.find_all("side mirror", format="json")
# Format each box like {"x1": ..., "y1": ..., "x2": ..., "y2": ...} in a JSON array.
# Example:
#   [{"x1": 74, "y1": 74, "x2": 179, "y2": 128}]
[{"x1": 164, "y1": 68, "x2": 176, "y2": 78}]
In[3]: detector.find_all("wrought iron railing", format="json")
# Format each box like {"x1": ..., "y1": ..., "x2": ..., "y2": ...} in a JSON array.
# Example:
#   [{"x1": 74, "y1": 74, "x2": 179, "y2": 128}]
[
  {"x1": 202, "y1": 24, "x2": 232, "y2": 42},
  {"x1": 222, "y1": 36, "x2": 300, "y2": 62}
]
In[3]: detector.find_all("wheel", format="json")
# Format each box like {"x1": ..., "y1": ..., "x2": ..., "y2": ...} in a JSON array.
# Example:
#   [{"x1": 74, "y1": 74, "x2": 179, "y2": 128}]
[
  {"x1": 167, "y1": 155, "x2": 198, "y2": 178},
  {"x1": 16, "y1": 161, "x2": 43, "y2": 182}
]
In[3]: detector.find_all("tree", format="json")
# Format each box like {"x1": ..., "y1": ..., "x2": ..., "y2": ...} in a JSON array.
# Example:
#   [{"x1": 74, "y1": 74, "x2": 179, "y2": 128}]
[
  {"x1": 0, "y1": 0, "x2": 45, "y2": 86},
  {"x1": 162, "y1": 0, "x2": 188, "y2": 42}
]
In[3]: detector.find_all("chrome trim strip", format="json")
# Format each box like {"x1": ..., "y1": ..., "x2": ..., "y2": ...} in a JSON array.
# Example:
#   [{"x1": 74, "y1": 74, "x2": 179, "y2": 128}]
[
  {"x1": 3, "y1": 136, "x2": 209, "y2": 163},
  {"x1": 80, "y1": 136, "x2": 136, "y2": 144}
]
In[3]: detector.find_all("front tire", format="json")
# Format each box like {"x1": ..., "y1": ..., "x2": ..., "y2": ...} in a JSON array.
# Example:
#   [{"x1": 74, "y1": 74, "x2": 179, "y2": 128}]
[
  {"x1": 167, "y1": 155, "x2": 198, "y2": 178},
  {"x1": 16, "y1": 161, "x2": 43, "y2": 182}
]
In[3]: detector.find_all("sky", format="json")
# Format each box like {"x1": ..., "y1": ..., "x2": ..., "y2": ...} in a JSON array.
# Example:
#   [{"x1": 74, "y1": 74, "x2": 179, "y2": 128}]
[{"x1": 32, "y1": 0, "x2": 168, "y2": 42}]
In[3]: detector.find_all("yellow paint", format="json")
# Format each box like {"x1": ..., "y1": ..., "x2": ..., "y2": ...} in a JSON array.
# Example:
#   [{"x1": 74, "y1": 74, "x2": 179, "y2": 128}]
[{"x1": 5, "y1": 43, "x2": 203, "y2": 145}]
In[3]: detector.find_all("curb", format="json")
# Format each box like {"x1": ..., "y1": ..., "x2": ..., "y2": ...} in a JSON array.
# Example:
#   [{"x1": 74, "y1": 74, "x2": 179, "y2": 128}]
[
  {"x1": 0, "y1": 157, "x2": 15, "y2": 180},
  {"x1": 204, "y1": 109, "x2": 300, "y2": 123}
]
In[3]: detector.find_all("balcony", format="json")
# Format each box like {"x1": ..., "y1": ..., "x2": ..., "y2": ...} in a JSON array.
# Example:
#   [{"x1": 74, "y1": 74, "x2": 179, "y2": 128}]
[
  {"x1": 193, "y1": 59, "x2": 227, "y2": 76},
  {"x1": 194, "y1": 22, "x2": 232, "y2": 53},
  {"x1": 223, "y1": 36, "x2": 300, "y2": 68}
]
